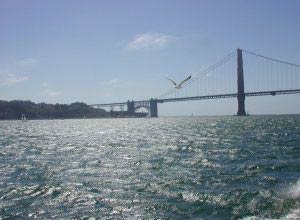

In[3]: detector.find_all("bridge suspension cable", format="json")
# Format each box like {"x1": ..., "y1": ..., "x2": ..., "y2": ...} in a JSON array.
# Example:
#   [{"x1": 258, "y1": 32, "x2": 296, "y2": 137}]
[
  {"x1": 91, "y1": 48, "x2": 300, "y2": 117},
  {"x1": 242, "y1": 49, "x2": 300, "y2": 93},
  {"x1": 157, "y1": 50, "x2": 236, "y2": 99},
  {"x1": 241, "y1": 49, "x2": 300, "y2": 67},
  {"x1": 157, "y1": 49, "x2": 300, "y2": 100}
]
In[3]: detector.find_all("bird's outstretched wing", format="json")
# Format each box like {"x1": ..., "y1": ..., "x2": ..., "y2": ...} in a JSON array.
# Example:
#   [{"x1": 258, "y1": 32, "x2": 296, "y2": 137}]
[
  {"x1": 177, "y1": 75, "x2": 191, "y2": 87},
  {"x1": 164, "y1": 77, "x2": 177, "y2": 86}
]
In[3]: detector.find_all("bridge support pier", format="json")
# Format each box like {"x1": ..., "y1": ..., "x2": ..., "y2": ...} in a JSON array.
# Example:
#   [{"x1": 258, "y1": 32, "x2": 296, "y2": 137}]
[
  {"x1": 237, "y1": 48, "x2": 247, "y2": 116},
  {"x1": 150, "y1": 98, "x2": 158, "y2": 117},
  {"x1": 127, "y1": 100, "x2": 135, "y2": 115}
]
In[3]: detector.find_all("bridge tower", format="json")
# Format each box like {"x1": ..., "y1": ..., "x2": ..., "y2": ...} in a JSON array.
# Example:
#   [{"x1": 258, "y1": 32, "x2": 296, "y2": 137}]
[
  {"x1": 150, "y1": 98, "x2": 158, "y2": 117},
  {"x1": 127, "y1": 100, "x2": 135, "y2": 115},
  {"x1": 237, "y1": 48, "x2": 246, "y2": 116}
]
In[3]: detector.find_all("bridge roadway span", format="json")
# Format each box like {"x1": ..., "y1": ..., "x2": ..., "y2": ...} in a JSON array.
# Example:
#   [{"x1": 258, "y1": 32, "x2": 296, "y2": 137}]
[
  {"x1": 89, "y1": 89, "x2": 300, "y2": 117},
  {"x1": 157, "y1": 89, "x2": 300, "y2": 103},
  {"x1": 90, "y1": 49, "x2": 300, "y2": 116}
]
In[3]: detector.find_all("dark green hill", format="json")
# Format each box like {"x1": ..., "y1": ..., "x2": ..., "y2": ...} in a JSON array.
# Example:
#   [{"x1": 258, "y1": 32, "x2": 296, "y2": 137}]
[{"x1": 0, "y1": 100, "x2": 109, "y2": 120}]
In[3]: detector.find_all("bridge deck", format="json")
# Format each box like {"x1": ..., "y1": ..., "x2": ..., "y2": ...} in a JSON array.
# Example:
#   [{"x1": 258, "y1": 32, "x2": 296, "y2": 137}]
[
  {"x1": 90, "y1": 89, "x2": 300, "y2": 107},
  {"x1": 158, "y1": 89, "x2": 300, "y2": 103}
]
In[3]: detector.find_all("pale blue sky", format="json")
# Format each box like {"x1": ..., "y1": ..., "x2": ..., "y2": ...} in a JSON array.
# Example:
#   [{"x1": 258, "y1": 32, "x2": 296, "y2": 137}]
[{"x1": 0, "y1": 0, "x2": 299, "y2": 115}]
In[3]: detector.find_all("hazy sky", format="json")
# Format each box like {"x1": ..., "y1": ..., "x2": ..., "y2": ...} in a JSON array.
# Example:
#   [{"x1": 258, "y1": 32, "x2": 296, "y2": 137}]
[{"x1": 0, "y1": 0, "x2": 299, "y2": 115}]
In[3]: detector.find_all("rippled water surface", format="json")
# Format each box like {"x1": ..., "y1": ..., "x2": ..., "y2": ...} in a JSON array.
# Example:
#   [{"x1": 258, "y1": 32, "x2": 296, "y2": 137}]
[{"x1": 0, "y1": 116, "x2": 300, "y2": 219}]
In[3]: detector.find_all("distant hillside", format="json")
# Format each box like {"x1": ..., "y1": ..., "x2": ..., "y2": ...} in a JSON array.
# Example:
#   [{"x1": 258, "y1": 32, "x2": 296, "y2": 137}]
[{"x1": 0, "y1": 100, "x2": 109, "y2": 120}]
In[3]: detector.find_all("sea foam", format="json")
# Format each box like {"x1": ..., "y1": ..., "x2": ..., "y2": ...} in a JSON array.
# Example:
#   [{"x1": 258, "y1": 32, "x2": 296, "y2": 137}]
[{"x1": 287, "y1": 179, "x2": 300, "y2": 199}]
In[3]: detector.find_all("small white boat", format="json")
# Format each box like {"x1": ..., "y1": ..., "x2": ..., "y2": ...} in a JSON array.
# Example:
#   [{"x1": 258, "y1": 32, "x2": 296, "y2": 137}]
[{"x1": 21, "y1": 114, "x2": 27, "y2": 121}]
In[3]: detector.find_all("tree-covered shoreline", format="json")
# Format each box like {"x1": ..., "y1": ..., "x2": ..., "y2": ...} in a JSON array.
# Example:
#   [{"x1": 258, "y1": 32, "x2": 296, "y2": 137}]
[{"x1": 0, "y1": 100, "x2": 109, "y2": 120}]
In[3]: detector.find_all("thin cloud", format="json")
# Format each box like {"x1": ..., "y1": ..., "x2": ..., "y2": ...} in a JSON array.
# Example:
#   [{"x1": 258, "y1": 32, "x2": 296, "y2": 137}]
[
  {"x1": 126, "y1": 33, "x2": 171, "y2": 50},
  {"x1": 42, "y1": 89, "x2": 61, "y2": 97},
  {"x1": 41, "y1": 82, "x2": 61, "y2": 97},
  {"x1": 0, "y1": 74, "x2": 29, "y2": 86},
  {"x1": 18, "y1": 58, "x2": 38, "y2": 67},
  {"x1": 41, "y1": 82, "x2": 49, "y2": 88},
  {"x1": 108, "y1": 78, "x2": 119, "y2": 87},
  {"x1": 100, "y1": 78, "x2": 119, "y2": 88}
]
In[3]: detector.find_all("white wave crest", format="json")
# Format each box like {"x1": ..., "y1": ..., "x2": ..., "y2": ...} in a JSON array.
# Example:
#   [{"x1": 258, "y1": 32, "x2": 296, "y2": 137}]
[
  {"x1": 241, "y1": 208, "x2": 300, "y2": 220},
  {"x1": 287, "y1": 179, "x2": 300, "y2": 199}
]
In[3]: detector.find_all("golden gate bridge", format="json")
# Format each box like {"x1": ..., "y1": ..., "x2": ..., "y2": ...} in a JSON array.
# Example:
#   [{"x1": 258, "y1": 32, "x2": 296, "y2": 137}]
[{"x1": 90, "y1": 49, "x2": 300, "y2": 117}]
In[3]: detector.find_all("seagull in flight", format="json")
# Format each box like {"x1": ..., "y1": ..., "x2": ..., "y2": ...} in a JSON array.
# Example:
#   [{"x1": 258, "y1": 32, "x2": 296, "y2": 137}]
[{"x1": 164, "y1": 75, "x2": 192, "y2": 89}]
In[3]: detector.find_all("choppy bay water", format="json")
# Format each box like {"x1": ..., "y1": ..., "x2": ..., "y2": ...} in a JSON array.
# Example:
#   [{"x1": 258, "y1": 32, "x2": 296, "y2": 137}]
[{"x1": 0, "y1": 116, "x2": 300, "y2": 219}]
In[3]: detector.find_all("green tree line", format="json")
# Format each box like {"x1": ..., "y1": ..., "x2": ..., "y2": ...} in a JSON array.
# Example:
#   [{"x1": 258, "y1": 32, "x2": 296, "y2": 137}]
[{"x1": 0, "y1": 100, "x2": 109, "y2": 120}]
